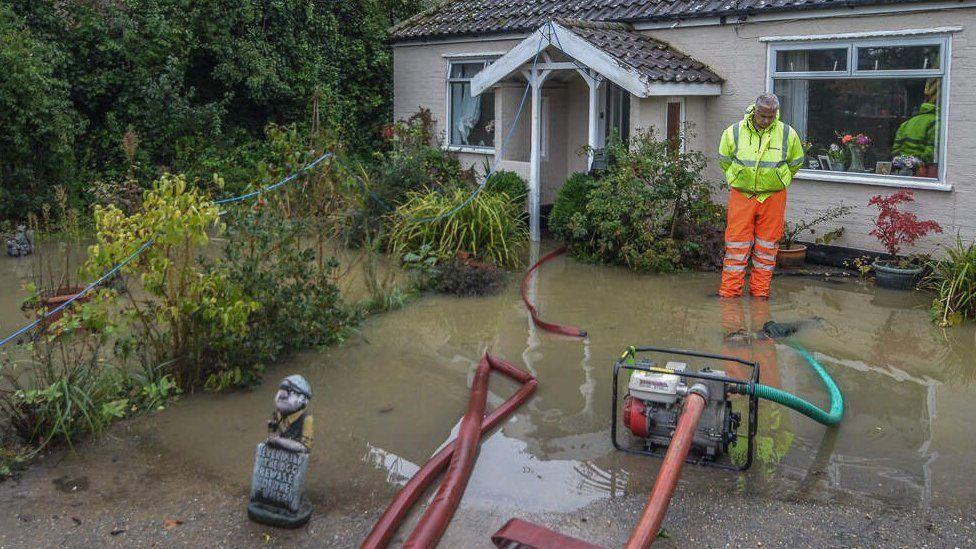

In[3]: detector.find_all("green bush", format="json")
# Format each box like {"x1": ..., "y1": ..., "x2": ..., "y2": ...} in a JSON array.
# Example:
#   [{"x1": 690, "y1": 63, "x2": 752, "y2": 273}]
[
  {"x1": 0, "y1": 5, "x2": 80, "y2": 220},
  {"x1": 5, "y1": 0, "x2": 425, "y2": 221},
  {"x1": 485, "y1": 170, "x2": 527, "y2": 202},
  {"x1": 925, "y1": 237, "x2": 976, "y2": 327},
  {"x1": 0, "y1": 290, "x2": 180, "y2": 456},
  {"x1": 548, "y1": 172, "x2": 598, "y2": 241},
  {"x1": 558, "y1": 130, "x2": 723, "y2": 272},
  {"x1": 85, "y1": 173, "x2": 260, "y2": 389},
  {"x1": 389, "y1": 188, "x2": 528, "y2": 269},
  {"x1": 221, "y1": 201, "x2": 358, "y2": 376}
]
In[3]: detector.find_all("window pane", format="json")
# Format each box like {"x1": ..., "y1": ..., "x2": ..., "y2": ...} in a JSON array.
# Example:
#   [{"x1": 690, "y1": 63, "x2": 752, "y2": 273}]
[
  {"x1": 450, "y1": 83, "x2": 494, "y2": 147},
  {"x1": 857, "y1": 44, "x2": 940, "y2": 71},
  {"x1": 775, "y1": 48, "x2": 847, "y2": 72},
  {"x1": 774, "y1": 77, "x2": 941, "y2": 178},
  {"x1": 450, "y1": 62, "x2": 486, "y2": 78}
]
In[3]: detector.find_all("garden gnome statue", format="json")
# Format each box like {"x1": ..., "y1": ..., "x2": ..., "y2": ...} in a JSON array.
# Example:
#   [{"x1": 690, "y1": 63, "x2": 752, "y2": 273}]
[
  {"x1": 5, "y1": 225, "x2": 34, "y2": 257},
  {"x1": 247, "y1": 375, "x2": 315, "y2": 528}
]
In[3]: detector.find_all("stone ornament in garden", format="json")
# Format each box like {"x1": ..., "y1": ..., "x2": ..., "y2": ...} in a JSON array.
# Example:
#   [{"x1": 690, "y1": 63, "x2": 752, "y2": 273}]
[
  {"x1": 247, "y1": 375, "x2": 315, "y2": 528},
  {"x1": 5, "y1": 225, "x2": 34, "y2": 257}
]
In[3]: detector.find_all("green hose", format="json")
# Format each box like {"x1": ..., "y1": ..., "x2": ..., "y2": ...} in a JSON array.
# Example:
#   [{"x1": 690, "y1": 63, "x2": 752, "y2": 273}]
[{"x1": 740, "y1": 341, "x2": 844, "y2": 426}]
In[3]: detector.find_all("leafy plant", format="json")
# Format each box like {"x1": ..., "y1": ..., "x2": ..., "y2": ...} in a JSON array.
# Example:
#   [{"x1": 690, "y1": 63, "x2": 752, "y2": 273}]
[
  {"x1": 221, "y1": 199, "x2": 358, "y2": 374},
  {"x1": 925, "y1": 236, "x2": 976, "y2": 326},
  {"x1": 389, "y1": 188, "x2": 528, "y2": 269},
  {"x1": 868, "y1": 190, "x2": 942, "y2": 260},
  {"x1": 484, "y1": 170, "x2": 527, "y2": 202},
  {"x1": 549, "y1": 172, "x2": 598, "y2": 241},
  {"x1": 559, "y1": 130, "x2": 723, "y2": 272},
  {"x1": 401, "y1": 243, "x2": 441, "y2": 290},
  {"x1": 84, "y1": 173, "x2": 260, "y2": 389},
  {"x1": 781, "y1": 204, "x2": 852, "y2": 249}
]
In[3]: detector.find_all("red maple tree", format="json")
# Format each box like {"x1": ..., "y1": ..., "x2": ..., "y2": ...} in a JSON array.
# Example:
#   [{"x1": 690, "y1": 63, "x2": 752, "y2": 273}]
[{"x1": 868, "y1": 190, "x2": 942, "y2": 256}]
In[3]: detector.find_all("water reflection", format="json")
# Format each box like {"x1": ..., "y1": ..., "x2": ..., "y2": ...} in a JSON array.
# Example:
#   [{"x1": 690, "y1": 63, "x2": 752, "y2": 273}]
[{"x1": 6, "y1": 244, "x2": 976, "y2": 513}]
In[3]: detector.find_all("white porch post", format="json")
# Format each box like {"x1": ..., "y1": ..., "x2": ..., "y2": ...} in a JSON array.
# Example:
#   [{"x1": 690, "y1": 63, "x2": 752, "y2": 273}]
[
  {"x1": 527, "y1": 67, "x2": 551, "y2": 242},
  {"x1": 576, "y1": 69, "x2": 603, "y2": 170}
]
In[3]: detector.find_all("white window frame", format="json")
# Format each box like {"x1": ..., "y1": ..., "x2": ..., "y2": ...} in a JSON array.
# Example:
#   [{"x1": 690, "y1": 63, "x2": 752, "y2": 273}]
[
  {"x1": 445, "y1": 58, "x2": 497, "y2": 154},
  {"x1": 766, "y1": 32, "x2": 952, "y2": 191}
]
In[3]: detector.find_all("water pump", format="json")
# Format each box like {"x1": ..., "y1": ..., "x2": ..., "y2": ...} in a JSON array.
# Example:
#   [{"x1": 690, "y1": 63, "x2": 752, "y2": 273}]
[{"x1": 612, "y1": 347, "x2": 760, "y2": 470}]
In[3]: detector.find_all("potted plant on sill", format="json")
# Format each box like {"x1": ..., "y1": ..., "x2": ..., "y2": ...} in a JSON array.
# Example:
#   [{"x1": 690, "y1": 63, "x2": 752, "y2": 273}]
[
  {"x1": 779, "y1": 204, "x2": 852, "y2": 268},
  {"x1": 868, "y1": 190, "x2": 943, "y2": 290},
  {"x1": 892, "y1": 155, "x2": 922, "y2": 177},
  {"x1": 826, "y1": 144, "x2": 847, "y2": 171}
]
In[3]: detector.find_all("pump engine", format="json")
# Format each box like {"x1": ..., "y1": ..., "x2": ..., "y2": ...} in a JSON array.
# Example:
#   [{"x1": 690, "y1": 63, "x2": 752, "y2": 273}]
[{"x1": 621, "y1": 361, "x2": 739, "y2": 460}]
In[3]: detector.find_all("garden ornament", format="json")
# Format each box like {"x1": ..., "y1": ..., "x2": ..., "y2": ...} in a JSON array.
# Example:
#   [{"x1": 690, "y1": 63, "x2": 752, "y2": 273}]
[{"x1": 247, "y1": 374, "x2": 315, "y2": 528}]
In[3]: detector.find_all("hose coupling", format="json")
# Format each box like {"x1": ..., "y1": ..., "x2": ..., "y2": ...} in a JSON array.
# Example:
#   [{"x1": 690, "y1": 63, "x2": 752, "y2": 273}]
[{"x1": 678, "y1": 383, "x2": 710, "y2": 400}]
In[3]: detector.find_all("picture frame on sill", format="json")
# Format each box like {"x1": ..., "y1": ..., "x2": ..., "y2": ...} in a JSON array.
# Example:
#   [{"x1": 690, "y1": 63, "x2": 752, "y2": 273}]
[
  {"x1": 876, "y1": 161, "x2": 892, "y2": 175},
  {"x1": 817, "y1": 155, "x2": 832, "y2": 171}
]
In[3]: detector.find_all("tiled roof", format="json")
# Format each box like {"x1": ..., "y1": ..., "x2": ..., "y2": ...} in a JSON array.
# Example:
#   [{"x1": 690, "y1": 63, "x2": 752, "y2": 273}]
[
  {"x1": 564, "y1": 21, "x2": 722, "y2": 83},
  {"x1": 390, "y1": 0, "x2": 932, "y2": 41}
]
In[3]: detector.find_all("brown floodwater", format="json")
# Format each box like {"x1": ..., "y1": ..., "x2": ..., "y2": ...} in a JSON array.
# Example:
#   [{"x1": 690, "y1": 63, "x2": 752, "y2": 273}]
[{"x1": 2, "y1": 241, "x2": 976, "y2": 520}]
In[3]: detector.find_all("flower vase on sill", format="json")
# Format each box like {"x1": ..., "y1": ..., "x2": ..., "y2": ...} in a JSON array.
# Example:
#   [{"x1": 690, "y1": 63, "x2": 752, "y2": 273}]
[
  {"x1": 847, "y1": 145, "x2": 866, "y2": 172},
  {"x1": 840, "y1": 133, "x2": 871, "y2": 173}
]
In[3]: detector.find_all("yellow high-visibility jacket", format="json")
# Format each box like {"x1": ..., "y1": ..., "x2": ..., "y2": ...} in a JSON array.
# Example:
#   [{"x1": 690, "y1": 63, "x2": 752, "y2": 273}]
[{"x1": 718, "y1": 105, "x2": 805, "y2": 202}]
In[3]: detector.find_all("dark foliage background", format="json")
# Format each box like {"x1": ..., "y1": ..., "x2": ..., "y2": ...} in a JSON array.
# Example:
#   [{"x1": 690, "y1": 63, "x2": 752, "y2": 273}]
[{"x1": 0, "y1": 0, "x2": 423, "y2": 221}]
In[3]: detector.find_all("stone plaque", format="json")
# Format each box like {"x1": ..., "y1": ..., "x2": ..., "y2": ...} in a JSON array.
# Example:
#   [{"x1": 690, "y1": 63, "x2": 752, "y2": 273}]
[{"x1": 250, "y1": 442, "x2": 309, "y2": 513}]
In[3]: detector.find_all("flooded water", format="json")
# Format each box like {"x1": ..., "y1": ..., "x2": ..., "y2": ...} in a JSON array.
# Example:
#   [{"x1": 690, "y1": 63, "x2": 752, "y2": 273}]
[{"x1": 3, "y1": 241, "x2": 976, "y2": 521}]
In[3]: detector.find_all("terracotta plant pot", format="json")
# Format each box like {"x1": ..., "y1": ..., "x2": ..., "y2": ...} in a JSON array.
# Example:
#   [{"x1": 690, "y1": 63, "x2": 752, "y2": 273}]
[
  {"x1": 872, "y1": 261, "x2": 923, "y2": 290},
  {"x1": 777, "y1": 244, "x2": 807, "y2": 268},
  {"x1": 37, "y1": 285, "x2": 89, "y2": 324}
]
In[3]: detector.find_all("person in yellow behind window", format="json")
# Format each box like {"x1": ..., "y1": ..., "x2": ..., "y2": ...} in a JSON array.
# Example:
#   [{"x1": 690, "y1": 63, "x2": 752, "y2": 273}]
[
  {"x1": 718, "y1": 93, "x2": 805, "y2": 299},
  {"x1": 892, "y1": 80, "x2": 940, "y2": 163}
]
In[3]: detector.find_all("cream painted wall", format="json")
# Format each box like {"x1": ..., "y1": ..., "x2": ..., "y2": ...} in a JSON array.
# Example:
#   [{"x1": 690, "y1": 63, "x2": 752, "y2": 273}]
[{"x1": 393, "y1": 8, "x2": 976, "y2": 251}]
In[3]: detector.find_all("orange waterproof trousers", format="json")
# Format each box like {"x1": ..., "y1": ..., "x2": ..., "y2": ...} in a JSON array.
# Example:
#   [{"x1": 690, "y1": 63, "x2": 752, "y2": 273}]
[{"x1": 719, "y1": 189, "x2": 787, "y2": 298}]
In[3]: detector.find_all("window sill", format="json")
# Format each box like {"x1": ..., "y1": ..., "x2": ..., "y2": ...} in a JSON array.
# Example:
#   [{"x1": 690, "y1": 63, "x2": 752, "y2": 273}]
[
  {"x1": 795, "y1": 170, "x2": 952, "y2": 192},
  {"x1": 445, "y1": 145, "x2": 495, "y2": 155}
]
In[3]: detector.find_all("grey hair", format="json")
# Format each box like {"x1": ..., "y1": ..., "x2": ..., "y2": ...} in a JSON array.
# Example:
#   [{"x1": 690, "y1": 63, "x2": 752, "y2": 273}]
[{"x1": 755, "y1": 93, "x2": 780, "y2": 110}]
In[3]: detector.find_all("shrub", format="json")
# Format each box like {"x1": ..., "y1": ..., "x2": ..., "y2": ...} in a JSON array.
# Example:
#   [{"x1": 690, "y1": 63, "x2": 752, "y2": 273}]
[
  {"x1": 84, "y1": 173, "x2": 260, "y2": 389},
  {"x1": 549, "y1": 172, "x2": 598, "y2": 241},
  {"x1": 436, "y1": 259, "x2": 505, "y2": 297},
  {"x1": 389, "y1": 188, "x2": 528, "y2": 269},
  {"x1": 221, "y1": 201, "x2": 358, "y2": 374},
  {"x1": 558, "y1": 130, "x2": 723, "y2": 272},
  {"x1": 485, "y1": 170, "x2": 527, "y2": 202},
  {"x1": 925, "y1": 237, "x2": 976, "y2": 326},
  {"x1": 0, "y1": 289, "x2": 180, "y2": 456}
]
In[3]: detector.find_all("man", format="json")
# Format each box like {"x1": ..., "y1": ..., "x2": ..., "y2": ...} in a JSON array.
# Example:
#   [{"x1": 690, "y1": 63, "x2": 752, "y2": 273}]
[
  {"x1": 717, "y1": 93, "x2": 804, "y2": 299},
  {"x1": 892, "y1": 79, "x2": 939, "y2": 164},
  {"x1": 266, "y1": 374, "x2": 314, "y2": 453}
]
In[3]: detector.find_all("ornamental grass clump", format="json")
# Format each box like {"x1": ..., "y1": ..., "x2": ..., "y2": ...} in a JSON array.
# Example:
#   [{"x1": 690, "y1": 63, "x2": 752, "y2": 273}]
[
  {"x1": 389, "y1": 188, "x2": 528, "y2": 269},
  {"x1": 925, "y1": 237, "x2": 976, "y2": 327}
]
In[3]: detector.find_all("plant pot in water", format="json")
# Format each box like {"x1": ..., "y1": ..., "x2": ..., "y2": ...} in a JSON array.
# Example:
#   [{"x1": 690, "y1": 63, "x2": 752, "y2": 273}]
[
  {"x1": 777, "y1": 244, "x2": 807, "y2": 268},
  {"x1": 872, "y1": 261, "x2": 923, "y2": 290},
  {"x1": 37, "y1": 286, "x2": 89, "y2": 324}
]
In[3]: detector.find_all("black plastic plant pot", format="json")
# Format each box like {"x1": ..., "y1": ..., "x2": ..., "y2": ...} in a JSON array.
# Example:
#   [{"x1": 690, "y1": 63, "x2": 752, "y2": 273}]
[{"x1": 873, "y1": 260, "x2": 922, "y2": 290}]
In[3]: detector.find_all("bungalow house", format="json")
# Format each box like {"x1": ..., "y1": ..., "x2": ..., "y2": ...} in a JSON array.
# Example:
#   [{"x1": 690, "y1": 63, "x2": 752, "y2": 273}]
[{"x1": 389, "y1": 0, "x2": 976, "y2": 251}]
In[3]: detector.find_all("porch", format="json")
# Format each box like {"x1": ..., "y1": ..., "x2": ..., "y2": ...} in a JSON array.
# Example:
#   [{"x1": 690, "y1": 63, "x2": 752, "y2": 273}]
[{"x1": 470, "y1": 20, "x2": 723, "y2": 240}]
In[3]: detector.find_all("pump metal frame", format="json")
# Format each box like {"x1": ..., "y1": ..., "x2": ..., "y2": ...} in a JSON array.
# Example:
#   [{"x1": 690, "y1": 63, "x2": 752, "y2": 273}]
[{"x1": 611, "y1": 346, "x2": 760, "y2": 471}]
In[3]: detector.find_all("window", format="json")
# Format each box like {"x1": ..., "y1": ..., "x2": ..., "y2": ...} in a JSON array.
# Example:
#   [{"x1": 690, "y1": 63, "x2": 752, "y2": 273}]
[
  {"x1": 769, "y1": 36, "x2": 948, "y2": 182},
  {"x1": 447, "y1": 60, "x2": 495, "y2": 150},
  {"x1": 603, "y1": 83, "x2": 630, "y2": 143}
]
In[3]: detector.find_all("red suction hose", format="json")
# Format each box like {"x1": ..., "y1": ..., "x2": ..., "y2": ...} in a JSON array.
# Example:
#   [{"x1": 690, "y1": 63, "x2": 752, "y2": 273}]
[
  {"x1": 361, "y1": 353, "x2": 537, "y2": 549},
  {"x1": 625, "y1": 391, "x2": 707, "y2": 549},
  {"x1": 403, "y1": 357, "x2": 490, "y2": 547},
  {"x1": 520, "y1": 246, "x2": 587, "y2": 337}
]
